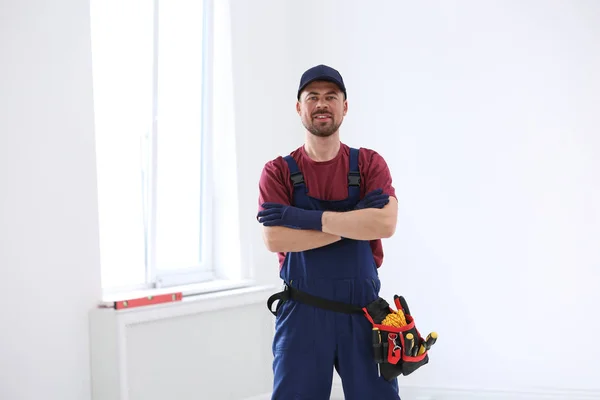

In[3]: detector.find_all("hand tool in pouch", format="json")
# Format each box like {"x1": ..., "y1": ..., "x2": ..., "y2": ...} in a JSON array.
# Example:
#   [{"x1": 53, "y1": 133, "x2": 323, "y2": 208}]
[
  {"x1": 425, "y1": 332, "x2": 438, "y2": 350},
  {"x1": 372, "y1": 328, "x2": 383, "y2": 376},
  {"x1": 404, "y1": 333, "x2": 415, "y2": 356},
  {"x1": 417, "y1": 342, "x2": 427, "y2": 356}
]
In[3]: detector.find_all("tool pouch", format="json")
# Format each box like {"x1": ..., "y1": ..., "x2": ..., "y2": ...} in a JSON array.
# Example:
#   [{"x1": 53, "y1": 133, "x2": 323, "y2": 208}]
[{"x1": 362, "y1": 295, "x2": 430, "y2": 380}]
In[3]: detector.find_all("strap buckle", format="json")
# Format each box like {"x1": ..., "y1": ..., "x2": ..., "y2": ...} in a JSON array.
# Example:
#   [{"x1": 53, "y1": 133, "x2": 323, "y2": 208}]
[
  {"x1": 348, "y1": 171, "x2": 361, "y2": 187},
  {"x1": 290, "y1": 172, "x2": 305, "y2": 186}
]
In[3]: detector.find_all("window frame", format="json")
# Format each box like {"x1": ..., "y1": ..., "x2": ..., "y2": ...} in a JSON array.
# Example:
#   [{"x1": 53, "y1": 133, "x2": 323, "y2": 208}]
[
  {"x1": 144, "y1": 0, "x2": 216, "y2": 289},
  {"x1": 92, "y1": 0, "x2": 219, "y2": 296}
]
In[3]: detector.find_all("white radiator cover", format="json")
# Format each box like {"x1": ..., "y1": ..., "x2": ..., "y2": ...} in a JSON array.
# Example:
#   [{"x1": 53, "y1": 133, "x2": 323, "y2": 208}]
[{"x1": 89, "y1": 286, "x2": 276, "y2": 400}]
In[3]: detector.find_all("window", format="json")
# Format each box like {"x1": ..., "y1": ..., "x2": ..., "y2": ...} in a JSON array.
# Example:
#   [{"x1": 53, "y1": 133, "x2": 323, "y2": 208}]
[{"x1": 90, "y1": 0, "x2": 215, "y2": 294}]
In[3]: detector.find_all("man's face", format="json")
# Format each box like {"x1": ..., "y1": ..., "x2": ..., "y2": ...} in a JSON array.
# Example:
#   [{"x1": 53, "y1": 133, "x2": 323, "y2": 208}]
[{"x1": 297, "y1": 81, "x2": 348, "y2": 137}]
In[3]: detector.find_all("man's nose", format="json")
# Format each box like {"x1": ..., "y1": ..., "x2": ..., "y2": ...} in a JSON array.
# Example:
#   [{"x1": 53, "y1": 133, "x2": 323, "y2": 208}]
[{"x1": 316, "y1": 100, "x2": 328, "y2": 110}]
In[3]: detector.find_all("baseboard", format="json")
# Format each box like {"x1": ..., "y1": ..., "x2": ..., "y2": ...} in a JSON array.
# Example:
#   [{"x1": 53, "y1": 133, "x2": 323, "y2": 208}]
[
  {"x1": 242, "y1": 394, "x2": 271, "y2": 400},
  {"x1": 330, "y1": 383, "x2": 600, "y2": 400},
  {"x1": 247, "y1": 385, "x2": 600, "y2": 400}
]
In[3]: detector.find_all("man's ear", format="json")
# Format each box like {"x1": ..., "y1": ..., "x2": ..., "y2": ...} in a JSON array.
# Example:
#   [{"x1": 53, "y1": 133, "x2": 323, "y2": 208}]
[
  {"x1": 343, "y1": 100, "x2": 348, "y2": 116},
  {"x1": 296, "y1": 101, "x2": 301, "y2": 115}
]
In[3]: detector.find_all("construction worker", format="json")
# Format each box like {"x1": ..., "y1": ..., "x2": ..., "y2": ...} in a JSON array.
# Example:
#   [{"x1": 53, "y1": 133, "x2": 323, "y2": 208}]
[{"x1": 257, "y1": 65, "x2": 400, "y2": 399}]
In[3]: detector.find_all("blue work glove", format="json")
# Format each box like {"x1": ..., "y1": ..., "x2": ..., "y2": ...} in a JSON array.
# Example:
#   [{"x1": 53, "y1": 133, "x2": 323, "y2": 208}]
[
  {"x1": 355, "y1": 188, "x2": 389, "y2": 210},
  {"x1": 257, "y1": 203, "x2": 324, "y2": 231}
]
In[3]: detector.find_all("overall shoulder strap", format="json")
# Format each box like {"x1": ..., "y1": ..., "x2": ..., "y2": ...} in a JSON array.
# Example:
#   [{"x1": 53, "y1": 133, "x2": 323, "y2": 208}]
[
  {"x1": 348, "y1": 147, "x2": 361, "y2": 198},
  {"x1": 283, "y1": 155, "x2": 307, "y2": 201}
]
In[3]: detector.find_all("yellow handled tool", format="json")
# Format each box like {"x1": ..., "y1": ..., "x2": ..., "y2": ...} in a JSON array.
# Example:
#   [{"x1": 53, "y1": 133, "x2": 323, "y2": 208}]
[
  {"x1": 417, "y1": 332, "x2": 439, "y2": 356},
  {"x1": 372, "y1": 328, "x2": 383, "y2": 377},
  {"x1": 404, "y1": 333, "x2": 415, "y2": 356},
  {"x1": 425, "y1": 332, "x2": 438, "y2": 350}
]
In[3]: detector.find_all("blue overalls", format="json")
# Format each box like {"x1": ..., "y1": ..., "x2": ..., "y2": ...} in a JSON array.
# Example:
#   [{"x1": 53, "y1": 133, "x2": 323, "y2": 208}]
[{"x1": 270, "y1": 148, "x2": 401, "y2": 400}]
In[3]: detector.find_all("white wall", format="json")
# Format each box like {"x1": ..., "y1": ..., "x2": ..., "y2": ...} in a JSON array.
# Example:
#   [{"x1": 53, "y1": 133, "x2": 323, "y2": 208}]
[
  {"x1": 3, "y1": 0, "x2": 599, "y2": 399},
  {"x1": 0, "y1": 1, "x2": 102, "y2": 399},
  {"x1": 228, "y1": 0, "x2": 302, "y2": 288},
  {"x1": 271, "y1": 0, "x2": 600, "y2": 396}
]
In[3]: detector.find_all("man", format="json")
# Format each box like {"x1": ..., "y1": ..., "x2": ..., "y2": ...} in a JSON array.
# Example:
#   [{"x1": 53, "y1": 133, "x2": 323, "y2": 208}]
[{"x1": 257, "y1": 64, "x2": 400, "y2": 399}]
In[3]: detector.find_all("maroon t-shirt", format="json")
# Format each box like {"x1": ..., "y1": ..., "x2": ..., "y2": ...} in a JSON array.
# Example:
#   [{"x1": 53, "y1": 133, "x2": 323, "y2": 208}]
[{"x1": 258, "y1": 143, "x2": 396, "y2": 269}]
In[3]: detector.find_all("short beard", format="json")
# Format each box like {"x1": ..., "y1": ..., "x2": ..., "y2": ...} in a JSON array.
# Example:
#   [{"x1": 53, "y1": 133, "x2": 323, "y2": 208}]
[{"x1": 303, "y1": 119, "x2": 342, "y2": 137}]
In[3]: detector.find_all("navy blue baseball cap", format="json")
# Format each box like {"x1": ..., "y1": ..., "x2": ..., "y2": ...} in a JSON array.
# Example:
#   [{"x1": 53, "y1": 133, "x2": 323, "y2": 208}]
[{"x1": 297, "y1": 64, "x2": 347, "y2": 100}]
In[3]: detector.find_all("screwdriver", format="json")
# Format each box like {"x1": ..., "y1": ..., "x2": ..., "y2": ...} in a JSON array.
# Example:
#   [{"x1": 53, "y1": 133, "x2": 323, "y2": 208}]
[
  {"x1": 417, "y1": 332, "x2": 439, "y2": 355},
  {"x1": 425, "y1": 332, "x2": 438, "y2": 350},
  {"x1": 372, "y1": 328, "x2": 383, "y2": 376},
  {"x1": 404, "y1": 333, "x2": 415, "y2": 356},
  {"x1": 417, "y1": 342, "x2": 427, "y2": 356},
  {"x1": 412, "y1": 338, "x2": 420, "y2": 357}
]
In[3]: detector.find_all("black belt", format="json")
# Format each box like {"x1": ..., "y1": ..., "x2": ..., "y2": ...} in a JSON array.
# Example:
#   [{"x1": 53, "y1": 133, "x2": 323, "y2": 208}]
[{"x1": 267, "y1": 284, "x2": 364, "y2": 316}]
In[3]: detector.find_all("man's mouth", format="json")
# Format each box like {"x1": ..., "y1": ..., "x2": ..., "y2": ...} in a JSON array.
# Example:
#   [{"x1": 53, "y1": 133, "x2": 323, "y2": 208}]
[{"x1": 314, "y1": 114, "x2": 332, "y2": 121}]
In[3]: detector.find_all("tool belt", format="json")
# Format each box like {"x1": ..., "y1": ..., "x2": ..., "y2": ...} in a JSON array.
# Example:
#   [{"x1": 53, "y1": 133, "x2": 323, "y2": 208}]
[{"x1": 267, "y1": 284, "x2": 435, "y2": 381}]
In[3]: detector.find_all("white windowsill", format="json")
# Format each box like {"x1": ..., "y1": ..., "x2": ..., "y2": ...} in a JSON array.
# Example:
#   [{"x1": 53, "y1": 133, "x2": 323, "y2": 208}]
[
  {"x1": 96, "y1": 280, "x2": 279, "y2": 324},
  {"x1": 101, "y1": 278, "x2": 259, "y2": 303}
]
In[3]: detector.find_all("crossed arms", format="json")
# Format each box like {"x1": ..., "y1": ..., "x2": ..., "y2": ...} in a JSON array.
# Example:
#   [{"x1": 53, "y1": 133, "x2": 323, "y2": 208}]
[{"x1": 261, "y1": 196, "x2": 398, "y2": 253}]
